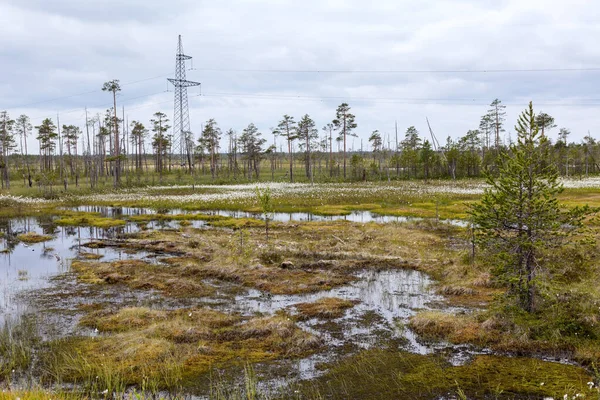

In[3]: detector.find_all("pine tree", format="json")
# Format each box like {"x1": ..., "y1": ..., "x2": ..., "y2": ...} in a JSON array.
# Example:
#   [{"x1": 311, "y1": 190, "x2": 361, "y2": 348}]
[
  {"x1": 199, "y1": 119, "x2": 221, "y2": 179},
  {"x1": 62, "y1": 125, "x2": 81, "y2": 177},
  {"x1": 36, "y1": 118, "x2": 57, "y2": 172},
  {"x1": 487, "y1": 99, "x2": 506, "y2": 150},
  {"x1": 276, "y1": 115, "x2": 297, "y2": 183},
  {"x1": 102, "y1": 80, "x2": 122, "y2": 187},
  {"x1": 332, "y1": 103, "x2": 357, "y2": 179},
  {"x1": 296, "y1": 114, "x2": 318, "y2": 181},
  {"x1": 322, "y1": 123, "x2": 335, "y2": 176},
  {"x1": 130, "y1": 121, "x2": 147, "y2": 172},
  {"x1": 16, "y1": 114, "x2": 33, "y2": 186},
  {"x1": 0, "y1": 111, "x2": 16, "y2": 188},
  {"x1": 238, "y1": 123, "x2": 265, "y2": 180},
  {"x1": 401, "y1": 126, "x2": 421, "y2": 179},
  {"x1": 469, "y1": 102, "x2": 590, "y2": 313},
  {"x1": 535, "y1": 112, "x2": 556, "y2": 138},
  {"x1": 369, "y1": 130, "x2": 383, "y2": 173},
  {"x1": 420, "y1": 140, "x2": 434, "y2": 181}
]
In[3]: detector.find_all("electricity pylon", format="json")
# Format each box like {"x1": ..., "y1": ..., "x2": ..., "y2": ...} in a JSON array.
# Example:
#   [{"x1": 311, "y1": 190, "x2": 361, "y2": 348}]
[{"x1": 168, "y1": 35, "x2": 200, "y2": 171}]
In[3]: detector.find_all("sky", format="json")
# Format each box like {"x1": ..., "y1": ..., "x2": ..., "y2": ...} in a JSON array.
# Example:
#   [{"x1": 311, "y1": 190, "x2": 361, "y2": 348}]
[{"x1": 1, "y1": 0, "x2": 599, "y2": 154}]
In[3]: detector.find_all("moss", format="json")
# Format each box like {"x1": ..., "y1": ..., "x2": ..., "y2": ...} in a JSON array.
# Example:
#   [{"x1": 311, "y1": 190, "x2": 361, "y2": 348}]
[
  {"x1": 78, "y1": 252, "x2": 104, "y2": 260},
  {"x1": 312, "y1": 205, "x2": 353, "y2": 216},
  {"x1": 376, "y1": 201, "x2": 470, "y2": 220},
  {"x1": 17, "y1": 232, "x2": 53, "y2": 243},
  {"x1": 297, "y1": 349, "x2": 594, "y2": 399},
  {"x1": 294, "y1": 297, "x2": 358, "y2": 320},
  {"x1": 127, "y1": 212, "x2": 226, "y2": 223},
  {"x1": 208, "y1": 217, "x2": 265, "y2": 229},
  {"x1": 55, "y1": 212, "x2": 126, "y2": 228},
  {"x1": 312, "y1": 203, "x2": 384, "y2": 216}
]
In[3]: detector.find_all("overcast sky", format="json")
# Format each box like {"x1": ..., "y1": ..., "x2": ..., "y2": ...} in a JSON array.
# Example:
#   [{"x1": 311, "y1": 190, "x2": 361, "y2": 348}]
[{"x1": 1, "y1": 0, "x2": 599, "y2": 153}]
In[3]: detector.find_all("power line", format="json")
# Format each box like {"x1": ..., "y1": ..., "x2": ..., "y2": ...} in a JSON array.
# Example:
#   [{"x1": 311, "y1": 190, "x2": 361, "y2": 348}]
[
  {"x1": 201, "y1": 92, "x2": 600, "y2": 107},
  {"x1": 28, "y1": 90, "x2": 170, "y2": 123},
  {"x1": 196, "y1": 67, "x2": 600, "y2": 74},
  {"x1": 6, "y1": 66, "x2": 598, "y2": 111},
  {"x1": 7, "y1": 72, "x2": 173, "y2": 109},
  {"x1": 17, "y1": 87, "x2": 600, "y2": 129}
]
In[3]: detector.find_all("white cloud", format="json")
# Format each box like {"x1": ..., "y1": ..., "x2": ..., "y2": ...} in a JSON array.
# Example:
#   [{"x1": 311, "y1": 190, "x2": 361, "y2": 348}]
[{"x1": 0, "y1": 0, "x2": 599, "y2": 154}]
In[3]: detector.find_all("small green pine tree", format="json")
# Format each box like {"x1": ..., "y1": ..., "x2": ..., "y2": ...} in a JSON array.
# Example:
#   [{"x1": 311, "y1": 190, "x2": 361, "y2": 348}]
[
  {"x1": 255, "y1": 186, "x2": 274, "y2": 242},
  {"x1": 469, "y1": 101, "x2": 590, "y2": 312}
]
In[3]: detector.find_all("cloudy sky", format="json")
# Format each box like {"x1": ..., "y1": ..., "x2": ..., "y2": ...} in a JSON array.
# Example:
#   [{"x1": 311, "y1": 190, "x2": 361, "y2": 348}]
[{"x1": 1, "y1": 0, "x2": 599, "y2": 153}]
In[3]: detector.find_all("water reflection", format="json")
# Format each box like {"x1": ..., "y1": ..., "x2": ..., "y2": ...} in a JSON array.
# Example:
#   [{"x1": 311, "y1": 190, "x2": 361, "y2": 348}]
[
  {"x1": 0, "y1": 216, "x2": 159, "y2": 323},
  {"x1": 73, "y1": 205, "x2": 468, "y2": 226}
]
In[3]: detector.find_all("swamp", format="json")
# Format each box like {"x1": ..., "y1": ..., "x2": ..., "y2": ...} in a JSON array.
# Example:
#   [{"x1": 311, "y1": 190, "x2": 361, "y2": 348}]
[{"x1": 1, "y1": 179, "x2": 600, "y2": 399}]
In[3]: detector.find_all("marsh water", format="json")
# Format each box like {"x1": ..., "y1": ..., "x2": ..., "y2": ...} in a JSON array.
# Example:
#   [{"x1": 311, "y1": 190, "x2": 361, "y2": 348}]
[
  {"x1": 0, "y1": 216, "x2": 164, "y2": 324},
  {"x1": 71, "y1": 205, "x2": 469, "y2": 226},
  {"x1": 0, "y1": 208, "x2": 467, "y2": 391}
]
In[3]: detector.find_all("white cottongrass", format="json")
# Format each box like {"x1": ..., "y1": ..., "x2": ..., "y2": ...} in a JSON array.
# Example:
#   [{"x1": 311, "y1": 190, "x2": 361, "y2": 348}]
[{"x1": 0, "y1": 194, "x2": 54, "y2": 204}]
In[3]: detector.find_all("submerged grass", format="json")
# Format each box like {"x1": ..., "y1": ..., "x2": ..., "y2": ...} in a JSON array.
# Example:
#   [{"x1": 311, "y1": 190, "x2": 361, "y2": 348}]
[
  {"x1": 293, "y1": 349, "x2": 596, "y2": 399},
  {"x1": 0, "y1": 316, "x2": 39, "y2": 382}
]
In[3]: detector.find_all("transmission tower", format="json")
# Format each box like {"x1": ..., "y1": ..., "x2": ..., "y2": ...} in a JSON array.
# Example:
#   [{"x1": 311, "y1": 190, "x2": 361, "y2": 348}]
[{"x1": 168, "y1": 35, "x2": 200, "y2": 171}]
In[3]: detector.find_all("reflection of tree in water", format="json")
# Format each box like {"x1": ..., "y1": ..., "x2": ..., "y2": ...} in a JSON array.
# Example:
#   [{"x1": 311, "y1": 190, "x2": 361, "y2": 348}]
[
  {"x1": 35, "y1": 215, "x2": 58, "y2": 236},
  {"x1": 64, "y1": 226, "x2": 77, "y2": 236},
  {"x1": 0, "y1": 218, "x2": 18, "y2": 254}
]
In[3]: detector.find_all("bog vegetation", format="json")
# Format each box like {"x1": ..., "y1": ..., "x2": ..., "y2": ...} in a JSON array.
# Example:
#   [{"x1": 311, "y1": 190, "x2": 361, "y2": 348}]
[{"x1": 1, "y1": 101, "x2": 600, "y2": 399}]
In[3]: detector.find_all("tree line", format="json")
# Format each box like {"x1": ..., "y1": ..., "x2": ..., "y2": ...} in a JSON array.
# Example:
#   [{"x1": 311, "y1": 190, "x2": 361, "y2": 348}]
[{"x1": 1, "y1": 91, "x2": 598, "y2": 191}]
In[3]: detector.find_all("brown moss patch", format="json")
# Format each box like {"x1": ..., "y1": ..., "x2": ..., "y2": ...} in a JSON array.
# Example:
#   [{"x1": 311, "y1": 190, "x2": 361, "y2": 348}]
[
  {"x1": 78, "y1": 252, "x2": 104, "y2": 260},
  {"x1": 163, "y1": 256, "x2": 351, "y2": 295},
  {"x1": 17, "y1": 232, "x2": 53, "y2": 243},
  {"x1": 70, "y1": 259, "x2": 214, "y2": 298}
]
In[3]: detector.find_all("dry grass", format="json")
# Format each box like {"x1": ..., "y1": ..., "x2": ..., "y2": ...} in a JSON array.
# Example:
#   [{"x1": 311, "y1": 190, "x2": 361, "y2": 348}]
[
  {"x1": 0, "y1": 391, "x2": 81, "y2": 400},
  {"x1": 409, "y1": 311, "x2": 600, "y2": 361},
  {"x1": 89, "y1": 219, "x2": 459, "y2": 293},
  {"x1": 58, "y1": 306, "x2": 320, "y2": 387},
  {"x1": 409, "y1": 311, "x2": 498, "y2": 345},
  {"x1": 294, "y1": 297, "x2": 358, "y2": 320},
  {"x1": 70, "y1": 259, "x2": 215, "y2": 298}
]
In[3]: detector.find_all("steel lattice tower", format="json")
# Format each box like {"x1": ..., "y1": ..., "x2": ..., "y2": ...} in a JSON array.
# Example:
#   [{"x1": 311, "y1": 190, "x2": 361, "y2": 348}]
[{"x1": 168, "y1": 35, "x2": 200, "y2": 170}]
